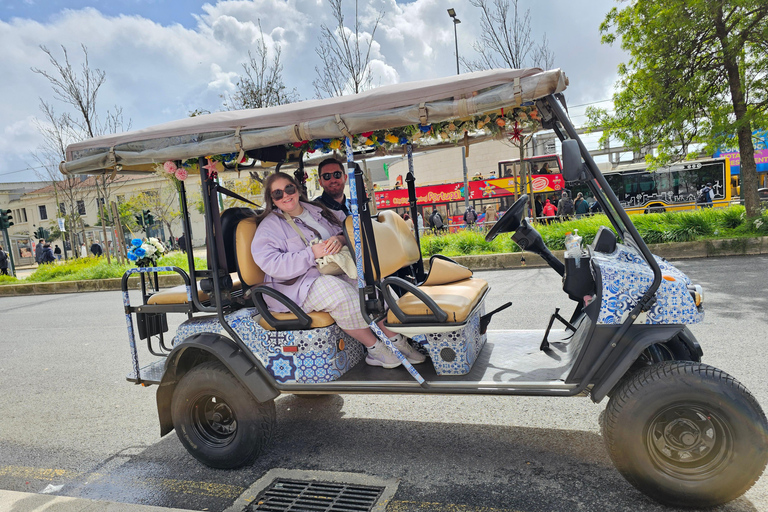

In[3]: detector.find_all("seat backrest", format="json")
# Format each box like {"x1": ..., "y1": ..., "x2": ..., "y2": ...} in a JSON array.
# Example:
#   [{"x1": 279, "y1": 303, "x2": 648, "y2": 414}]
[
  {"x1": 344, "y1": 210, "x2": 421, "y2": 280},
  {"x1": 221, "y1": 207, "x2": 265, "y2": 287}
]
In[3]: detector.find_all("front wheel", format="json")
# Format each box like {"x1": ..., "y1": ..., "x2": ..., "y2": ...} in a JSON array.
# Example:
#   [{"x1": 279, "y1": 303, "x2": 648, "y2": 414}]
[
  {"x1": 604, "y1": 361, "x2": 768, "y2": 508},
  {"x1": 171, "y1": 361, "x2": 275, "y2": 469}
]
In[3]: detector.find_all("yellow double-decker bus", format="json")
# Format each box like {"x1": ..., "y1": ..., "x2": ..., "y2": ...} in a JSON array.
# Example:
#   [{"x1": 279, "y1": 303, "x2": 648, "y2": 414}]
[{"x1": 572, "y1": 157, "x2": 732, "y2": 214}]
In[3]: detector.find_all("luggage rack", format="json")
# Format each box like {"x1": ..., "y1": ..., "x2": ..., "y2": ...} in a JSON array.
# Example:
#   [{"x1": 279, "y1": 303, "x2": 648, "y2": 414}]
[{"x1": 121, "y1": 266, "x2": 194, "y2": 383}]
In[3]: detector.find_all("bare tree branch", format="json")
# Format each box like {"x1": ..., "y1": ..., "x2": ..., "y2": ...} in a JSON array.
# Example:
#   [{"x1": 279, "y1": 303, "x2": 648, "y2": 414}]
[
  {"x1": 313, "y1": 0, "x2": 384, "y2": 98},
  {"x1": 223, "y1": 20, "x2": 298, "y2": 110},
  {"x1": 463, "y1": 0, "x2": 555, "y2": 71}
]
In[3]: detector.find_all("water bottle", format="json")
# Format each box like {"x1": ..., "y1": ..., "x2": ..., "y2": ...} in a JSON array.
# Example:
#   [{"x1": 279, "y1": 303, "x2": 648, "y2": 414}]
[{"x1": 565, "y1": 229, "x2": 583, "y2": 267}]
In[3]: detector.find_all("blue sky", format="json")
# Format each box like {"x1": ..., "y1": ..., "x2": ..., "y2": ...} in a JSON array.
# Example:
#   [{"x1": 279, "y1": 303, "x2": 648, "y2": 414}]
[{"x1": 0, "y1": 0, "x2": 625, "y2": 183}]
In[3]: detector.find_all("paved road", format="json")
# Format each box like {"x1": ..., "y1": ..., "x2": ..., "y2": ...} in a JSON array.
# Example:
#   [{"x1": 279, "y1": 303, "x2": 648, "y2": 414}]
[{"x1": 1, "y1": 255, "x2": 767, "y2": 511}]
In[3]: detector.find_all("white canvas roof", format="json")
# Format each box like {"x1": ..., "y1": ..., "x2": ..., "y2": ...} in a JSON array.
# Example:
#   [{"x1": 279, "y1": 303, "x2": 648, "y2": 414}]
[{"x1": 61, "y1": 68, "x2": 568, "y2": 176}]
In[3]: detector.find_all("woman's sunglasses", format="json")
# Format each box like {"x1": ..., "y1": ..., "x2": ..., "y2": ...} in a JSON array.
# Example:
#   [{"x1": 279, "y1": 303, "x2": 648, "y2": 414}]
[
  {"x1": 270, "y1": 183, "x2": 297, "y2": 201},
  {"x1": 320, "y1": 171, "x2": 343, "y2": 181}
]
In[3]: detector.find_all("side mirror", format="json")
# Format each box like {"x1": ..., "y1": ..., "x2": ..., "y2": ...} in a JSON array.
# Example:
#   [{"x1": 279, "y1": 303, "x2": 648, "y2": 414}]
[{"x1": 561, "y1": 139, "x2": 588, "y2": 182}]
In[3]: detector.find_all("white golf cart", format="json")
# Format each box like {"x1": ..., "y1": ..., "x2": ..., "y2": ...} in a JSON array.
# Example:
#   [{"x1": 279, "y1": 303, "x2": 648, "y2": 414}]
[{"x1": 61, "y1": 68, "x2": 768, "y2": 508}]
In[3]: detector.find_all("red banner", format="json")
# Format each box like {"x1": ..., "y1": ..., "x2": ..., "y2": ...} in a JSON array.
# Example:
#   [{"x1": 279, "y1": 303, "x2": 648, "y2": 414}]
[{"x1": 374, "y1": 174, "x2": 564, "y2": 209}]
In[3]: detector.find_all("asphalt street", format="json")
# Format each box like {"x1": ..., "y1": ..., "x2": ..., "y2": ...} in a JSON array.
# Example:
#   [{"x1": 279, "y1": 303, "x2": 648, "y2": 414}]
[{"x1": 1, "y1": 255, "x2": 767, "y2": 511}]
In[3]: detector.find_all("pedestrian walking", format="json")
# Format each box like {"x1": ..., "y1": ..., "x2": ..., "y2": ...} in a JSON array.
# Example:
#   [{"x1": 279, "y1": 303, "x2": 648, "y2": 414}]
[
  {"x1": 80, "y1": 243, "x2": 88, "y2": 258},
  {"x1": 557, "y1": 192, "x2": 575, "y2": 219},
  {"x1": 698, "y1": 183, "x2": 714, "y2": 208},
  {"x1": 41, "y1": 243, "x2": 56, "y2": 264},
  {"x1": 34, "y1": 239, "x2": 45, "y2": 264},
  {"x1": 575, "y1": 193, "x2": 590, "y2": 218},
  {"x1": 0, "y1": 245, "x2": 9, "y2": 275},
  {"x1": 90, "y1": 241, "x2": 103, "y2": 257},
  {"x1": 463, "y1": 205, "x2": 477, "y2": 228},
  {"x1": 54, "y1": 244, "x2": 62, "y2": 261}
]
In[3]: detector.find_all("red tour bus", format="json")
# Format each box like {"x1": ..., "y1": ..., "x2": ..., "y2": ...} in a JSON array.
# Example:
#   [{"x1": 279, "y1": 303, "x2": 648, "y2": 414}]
[{"x1": 374, "y1": 154, "x2": 564, "y2": 230}]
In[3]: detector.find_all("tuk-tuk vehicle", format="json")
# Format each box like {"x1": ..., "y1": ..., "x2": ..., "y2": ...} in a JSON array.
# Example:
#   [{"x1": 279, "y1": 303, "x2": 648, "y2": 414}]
[{"x1": 61, "y1": 68, "x2": 768, "y2": 508}]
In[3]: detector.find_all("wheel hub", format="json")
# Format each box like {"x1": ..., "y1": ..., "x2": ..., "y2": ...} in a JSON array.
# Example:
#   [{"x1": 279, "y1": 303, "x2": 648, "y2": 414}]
[
  {"x1": 192, "y1": 394, "x2": 237, "y2": 446},
  {"x1": 647, "y1": 403, "x2": 731, "y2": 479}
]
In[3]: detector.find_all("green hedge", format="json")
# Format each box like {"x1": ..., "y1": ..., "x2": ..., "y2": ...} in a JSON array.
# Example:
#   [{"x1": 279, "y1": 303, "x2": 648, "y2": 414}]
[
  {"x1": 419, "y1": 205, "x2": 768, "y2": 256},
  {"x1": 1, "y1": 251, "x2": 207, "y2": 285}
]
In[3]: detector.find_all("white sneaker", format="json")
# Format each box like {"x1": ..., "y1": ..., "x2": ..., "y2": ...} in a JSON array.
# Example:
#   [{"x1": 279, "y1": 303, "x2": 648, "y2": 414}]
[
  {"x1": 365, "y1": 341, "x2": 402, "y2": 369},
  {"x1": 391, "y1": 334, "x2": 427, "y2": 364}
]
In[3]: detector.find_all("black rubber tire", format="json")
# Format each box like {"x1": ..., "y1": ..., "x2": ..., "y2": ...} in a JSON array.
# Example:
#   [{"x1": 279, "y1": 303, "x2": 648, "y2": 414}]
[
  {"x1": 604, "y1": 361, "x2": 768, "y2": 508},
  {"x1": 171, "y1": 361, "x2": 275, "y2": 469}
]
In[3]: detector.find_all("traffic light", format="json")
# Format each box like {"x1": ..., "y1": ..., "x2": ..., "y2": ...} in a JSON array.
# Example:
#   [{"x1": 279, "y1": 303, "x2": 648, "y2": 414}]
[
  {"x1": 145, "y1": 212, "x2": 155, "y2": 226},
  {"x1": 0, "y1": 209, "x2": 13, "y2": 229}
]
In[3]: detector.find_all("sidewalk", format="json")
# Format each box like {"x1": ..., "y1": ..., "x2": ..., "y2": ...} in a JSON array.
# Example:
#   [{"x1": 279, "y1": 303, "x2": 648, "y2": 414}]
[{"x1": 0, "y1": 490, "x2": 197, "y2": 512}]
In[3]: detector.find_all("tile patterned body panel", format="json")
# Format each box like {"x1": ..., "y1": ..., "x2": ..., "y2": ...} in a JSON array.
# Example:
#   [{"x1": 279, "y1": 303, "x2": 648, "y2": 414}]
[
  {"x1": 592, "y1": 244, "x2": 704, "y2": 325},
  {"x1": 423, "y1": 306, "x2": 487, "y2": 375},
  {"x1": 172, "y1": 308, "x2": 364, "y2": 383}
]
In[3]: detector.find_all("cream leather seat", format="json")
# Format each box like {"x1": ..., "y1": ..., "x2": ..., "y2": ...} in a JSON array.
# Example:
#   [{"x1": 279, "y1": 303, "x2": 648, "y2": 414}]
[
  {"x1": 345, "y1": 210, "x2": 488, "y2": 326},
  {"x1": 231, "y1": 209, "x2": 334, "y2": 330}
]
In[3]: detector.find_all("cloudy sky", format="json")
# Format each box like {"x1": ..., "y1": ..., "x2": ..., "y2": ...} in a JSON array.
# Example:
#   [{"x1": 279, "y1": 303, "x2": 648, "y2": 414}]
[{"x1": 0, "y1": 0, "x2": 627, "y2": 184}]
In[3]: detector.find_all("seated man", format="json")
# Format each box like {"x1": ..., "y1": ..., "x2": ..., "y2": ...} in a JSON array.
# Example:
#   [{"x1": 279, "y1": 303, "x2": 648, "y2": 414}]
[{"x1": 314, "y1": 158, "x2": 351, "y2": 216}]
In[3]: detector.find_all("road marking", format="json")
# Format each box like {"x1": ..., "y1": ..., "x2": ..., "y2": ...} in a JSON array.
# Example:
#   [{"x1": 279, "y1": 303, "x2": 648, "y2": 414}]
[
  {"x1": 0, "y1": 466, "x2": 77, "y2": 480},
  {"x1": 0, "y1": 466, "x2": 244, "y2": 499},
  {"x1": 389, "y1": 501, "x2": 523, "y2": 512}
]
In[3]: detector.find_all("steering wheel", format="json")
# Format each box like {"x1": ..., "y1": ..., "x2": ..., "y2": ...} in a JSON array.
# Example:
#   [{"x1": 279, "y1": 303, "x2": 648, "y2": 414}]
[{"x1": 485, "y1": 194, "x2": 529, "y2": 242}]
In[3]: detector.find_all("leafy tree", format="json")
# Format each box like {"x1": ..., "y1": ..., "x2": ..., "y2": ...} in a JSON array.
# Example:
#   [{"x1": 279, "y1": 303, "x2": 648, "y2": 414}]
[
  {"x1": 313, "y1": 0, "x2": 384, "y2": 97},
  {"x1": 224, "y1": 20, "x2": 298, "y2": 110},
  {"x1": 590, "y1": 1, "x2": 768, "y2": 216},
  {"x1": 122, "y1": 175, "x2": 182, "y2": 242},
  {"x1": 464, "y1": 0, "x2": 555, "y2": 72}
]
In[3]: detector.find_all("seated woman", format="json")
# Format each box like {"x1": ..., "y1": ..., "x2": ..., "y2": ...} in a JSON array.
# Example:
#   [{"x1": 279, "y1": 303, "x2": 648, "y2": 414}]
[{"x1": 251, "y1": 172, "x2": 425, "y2": 369}]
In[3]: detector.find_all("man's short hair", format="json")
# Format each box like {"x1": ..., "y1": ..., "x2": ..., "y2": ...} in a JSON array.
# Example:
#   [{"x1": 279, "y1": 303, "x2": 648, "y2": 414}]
[{"x1": 318, "y1": 157, "x2": 344, "y2": 176}]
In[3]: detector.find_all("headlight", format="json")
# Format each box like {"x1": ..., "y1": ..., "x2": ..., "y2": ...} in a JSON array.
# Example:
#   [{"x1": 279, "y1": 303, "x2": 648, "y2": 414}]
[{"x1": 687, "y1": 284, "x2": 703, "y2": 307}]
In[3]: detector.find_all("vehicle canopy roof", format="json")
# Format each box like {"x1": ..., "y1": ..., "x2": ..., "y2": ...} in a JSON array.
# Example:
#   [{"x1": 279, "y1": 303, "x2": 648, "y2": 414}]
[{"x1": 60, "y1": 68, "x2": 568, "y2": 176}]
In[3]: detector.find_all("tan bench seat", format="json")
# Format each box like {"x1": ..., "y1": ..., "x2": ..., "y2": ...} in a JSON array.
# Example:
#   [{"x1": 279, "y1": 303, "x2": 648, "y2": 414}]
[
  {"x1": 387, "y1": 277, "x2": 488, "y2": 324},
  {"x1": 147, "y1": 275, "x2": 242, "y2": 305},
  {"x1": 258, "y1": 311, "x2": 335, "y2": 331}
]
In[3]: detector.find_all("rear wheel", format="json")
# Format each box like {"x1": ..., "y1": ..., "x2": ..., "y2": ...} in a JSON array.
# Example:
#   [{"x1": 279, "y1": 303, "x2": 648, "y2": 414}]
[
  {"x1": 604, "y1": 361, "x2": 768, "y2": 508},
  {"x1": 171, "y1": 361, "x2": 275, "y2": 469}
]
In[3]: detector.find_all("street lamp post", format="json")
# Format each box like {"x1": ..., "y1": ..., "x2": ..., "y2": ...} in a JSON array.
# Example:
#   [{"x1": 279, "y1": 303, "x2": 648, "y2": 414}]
[{"x1": 448, "y1": 8, "x2": 470, "y2": 213}]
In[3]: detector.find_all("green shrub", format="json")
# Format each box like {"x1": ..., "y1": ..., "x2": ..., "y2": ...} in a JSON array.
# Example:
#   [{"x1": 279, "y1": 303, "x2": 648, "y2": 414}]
[{"x1": 718, "y1": 206, "x2": 745, "y2": 229}]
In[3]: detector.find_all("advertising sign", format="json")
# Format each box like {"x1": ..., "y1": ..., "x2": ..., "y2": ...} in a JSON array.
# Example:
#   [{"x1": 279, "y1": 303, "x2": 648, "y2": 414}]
[
  {"x1": 374, "y1": 174, "x2": 564, "y2": 209},
  {"x1": 713, "y1": 130, "x2": 768, "y2": 175}
]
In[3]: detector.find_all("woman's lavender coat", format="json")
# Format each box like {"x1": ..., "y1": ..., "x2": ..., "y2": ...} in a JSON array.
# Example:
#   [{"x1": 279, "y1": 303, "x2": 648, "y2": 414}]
[{"x1": 250, "y1": 202, "x2": 346, "y2": 312}]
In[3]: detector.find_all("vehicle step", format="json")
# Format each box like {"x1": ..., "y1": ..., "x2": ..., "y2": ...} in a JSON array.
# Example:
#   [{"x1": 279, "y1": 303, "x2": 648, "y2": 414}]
[{"x1": 126, "y1": 359, "x2": 166, "y2": 385}]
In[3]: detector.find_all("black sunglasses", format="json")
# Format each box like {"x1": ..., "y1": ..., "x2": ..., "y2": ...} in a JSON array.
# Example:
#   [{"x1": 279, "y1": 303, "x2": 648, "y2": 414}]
[
  {"x1": 320, "y1": 171, "x2": 343, "y2": 181},
  {"x1": 270, "y1": 183, "x2": 297, "y2": 201}
]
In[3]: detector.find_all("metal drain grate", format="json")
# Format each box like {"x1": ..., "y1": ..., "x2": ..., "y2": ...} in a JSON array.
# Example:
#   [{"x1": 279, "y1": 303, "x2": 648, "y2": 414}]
[{"x1": 246, "y1": 478, "x2": 385, "y2": 512}]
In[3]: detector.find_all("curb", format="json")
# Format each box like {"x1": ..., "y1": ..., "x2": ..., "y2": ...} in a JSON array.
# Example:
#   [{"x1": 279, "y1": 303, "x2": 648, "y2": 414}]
[
  {"x1": 0, "y1": 489, "x2": 198, "y2": 512},
  {"x1": 2, "y1": 236, "x2": 768, "y2": 297}
]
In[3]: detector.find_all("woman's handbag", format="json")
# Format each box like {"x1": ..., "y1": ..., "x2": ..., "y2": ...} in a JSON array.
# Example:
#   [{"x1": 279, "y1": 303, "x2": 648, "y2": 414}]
[{"x1": 283, "y1": 213, "x2": 358, "y2": 279}]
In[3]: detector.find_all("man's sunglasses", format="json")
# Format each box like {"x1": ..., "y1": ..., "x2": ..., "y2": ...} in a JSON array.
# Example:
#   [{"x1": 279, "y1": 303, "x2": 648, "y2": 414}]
[
  {"x1": 270, "y1": 184, "x2": 297, "y2": 201},
  {"x1": 320, "y1": 171, "x2": 343, "y2": 181}
]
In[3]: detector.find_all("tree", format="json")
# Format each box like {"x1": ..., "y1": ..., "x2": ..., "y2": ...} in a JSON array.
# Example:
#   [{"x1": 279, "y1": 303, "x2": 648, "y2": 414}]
[
  {"x1": 223, "y1": 20, "x2": 299, "y2": 110},
  {"x1": 464, "y1": 0, "x2": 555, "y2": 72},
  {"x1": 32, "y1": 44, "x2": 131, "y2": 228},
  {"x1": 122, "y1": 176, "x2": 182, "y2": 243},
  {"x1": 590, "y1": 1, "x2": 768, "y2": 217},
  {"x1": 313, "y1": 0, "x2": 384, "y2": 97}
]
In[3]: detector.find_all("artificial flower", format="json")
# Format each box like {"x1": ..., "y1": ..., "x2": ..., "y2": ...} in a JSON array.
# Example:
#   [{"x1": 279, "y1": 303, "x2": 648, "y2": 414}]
[
  {"x1": 361, "y1": 131, "x2": 374, "y2": 138},
  {"x1": 163, "y1": 161, "x2": 177, "y2": 173},
  {"x1": 329, "y1": 139, "x2": 342, "y2": 150},
  {"x1": 132, "y1": 238, "x2": 143, "y2": 247},
  {"x1": 175, "y1": 168, "x2": 188, "y2": 181},
  {"x1": 385, "y1": 134, "x2": 399, "y2": 144}
]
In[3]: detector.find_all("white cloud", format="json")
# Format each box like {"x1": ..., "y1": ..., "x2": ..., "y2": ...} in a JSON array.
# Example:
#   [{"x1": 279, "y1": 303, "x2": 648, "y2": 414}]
[{"x1": 0, "y1": 0, "x2": 626, "y2": 183}]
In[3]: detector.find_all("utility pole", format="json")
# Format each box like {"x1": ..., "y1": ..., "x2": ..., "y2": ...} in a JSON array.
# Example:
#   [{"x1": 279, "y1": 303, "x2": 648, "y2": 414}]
[{"x1": 448, "y1": 8, "x2": 470, "y2": 214}]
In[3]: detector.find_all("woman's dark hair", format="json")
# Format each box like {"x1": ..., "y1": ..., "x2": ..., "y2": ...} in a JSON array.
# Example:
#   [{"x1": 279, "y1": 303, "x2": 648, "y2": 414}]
[
  {"x1": 402, "y1": 213, "x2": 410, "y2": 221},
  {"x1": 258, "y1": 171, "x2": 341, "y2": 226}
]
